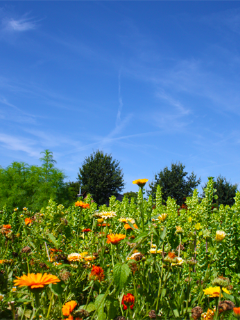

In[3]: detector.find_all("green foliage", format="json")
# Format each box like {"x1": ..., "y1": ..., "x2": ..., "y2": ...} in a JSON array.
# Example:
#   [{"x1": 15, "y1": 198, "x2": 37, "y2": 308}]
[
  {"x1": 202, "y1": 175, "x2": 238, "y2": 206},
  {"x1": 0, "y1": 150, "x2": 65, "y2": 211},
  {"x1": 78, "y1": 150, "x2": 124, "y2": 205},
  {"x1": 122, "y1": 191, "x2": 138, "y2": 203},
  {"x1": 148, "y1": 162, "x2": 201, "y2": 205}
]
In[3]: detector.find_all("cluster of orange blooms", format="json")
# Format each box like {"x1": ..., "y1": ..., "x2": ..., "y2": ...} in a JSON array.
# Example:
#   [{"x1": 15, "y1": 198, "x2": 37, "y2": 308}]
[
  {"x1": 75, "y1": 201, "x2": 90, "y2": 209},
  {"x1": 107, "y1": 234, "x2": 126, "y2": 244}
]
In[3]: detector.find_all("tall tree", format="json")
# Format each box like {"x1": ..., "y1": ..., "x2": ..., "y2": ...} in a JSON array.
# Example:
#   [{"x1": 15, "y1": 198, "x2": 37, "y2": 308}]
[
  {"x1": 202, "y1": 175, "x2": 238, "y2": 206},
  {"x1": 78, "y1": 150, "x2": 124, "y2": 205},
  {"x1": 0, "y1": 150, "x2": 65, "y2": 211},
  {"x1": 148, "y1": 162, "x2": 201, "y2": 205}
]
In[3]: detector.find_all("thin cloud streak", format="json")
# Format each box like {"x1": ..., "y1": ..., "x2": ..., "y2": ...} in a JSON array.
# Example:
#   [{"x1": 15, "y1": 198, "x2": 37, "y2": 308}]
[{"x1": 0, "y1": 133, "x2": 40, "y2": 158}]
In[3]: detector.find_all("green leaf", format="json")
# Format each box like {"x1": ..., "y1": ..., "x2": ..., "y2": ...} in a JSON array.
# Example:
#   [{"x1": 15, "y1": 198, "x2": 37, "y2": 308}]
[
  {"x1": 160, "y1": 227, "x2": 167, "y2": 240},
  {"x1": 113, "y1": 263, "x2": 130, "y2": 290},
  {"x1": 95, "y1": 294, "x2": 106, "y2": 320},
  {"x1": 47, "y1": 233, "x2": 58, "y2": 248},
  {"x1": 95, "y1": 294, "x2": 106, "y2": 310},
  {"x1": 173, "y1": 309, "x2": 179, "y2": 317},
  {"x1": 85, "y1": 303, "x2": 95, "y2": 313},
  {"x1": 49, "y1": 281, "x2": 65, "y2": 296}
]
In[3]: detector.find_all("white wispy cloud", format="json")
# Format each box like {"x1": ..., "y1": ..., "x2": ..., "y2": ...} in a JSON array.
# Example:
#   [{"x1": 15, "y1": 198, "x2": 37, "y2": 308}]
[
  {"x1": 0, "y1": 133, "x2": 40, "y2": 158},
  {"x1": 2, "y1": 14, "x2": 38, "y2": 32},
  {"x1": 117, "y1": 68, "x2": 123, "y2": 127}
]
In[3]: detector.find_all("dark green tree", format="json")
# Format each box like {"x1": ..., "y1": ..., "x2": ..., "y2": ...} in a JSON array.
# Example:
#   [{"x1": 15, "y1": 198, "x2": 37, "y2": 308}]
[
  {"x1": 78, "y1": 150, "x2": 124, "y2": 205},
  {"x1": 202, "y1": 176, "x2": 238, "y2": 206},
  {"x1": 148, "y1": 162, "x2": 201, "y2": 205},
  {"x1": 58, "y1": 181, "x2": 80, "y2": 207},
  {"x1": 123, "y1": 191, "x2": 138, "y2": 203}
]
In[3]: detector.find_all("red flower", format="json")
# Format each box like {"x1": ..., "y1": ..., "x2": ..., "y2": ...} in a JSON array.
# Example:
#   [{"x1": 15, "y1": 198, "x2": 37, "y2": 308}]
[
  {"x1": 82, "y1": 228, "x2": 91, "y2": 233},
  {"x1": 122, "y1": 293, "x2": 135, "y2": 310},
  {"x1": 90, "y1": 265, "x2": 104, "y2": 282}
]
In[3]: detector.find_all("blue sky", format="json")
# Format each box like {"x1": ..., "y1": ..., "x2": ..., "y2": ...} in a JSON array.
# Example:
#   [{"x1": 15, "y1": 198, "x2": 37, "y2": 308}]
[{"x1": 1, "y1": 1, "x2": 240, "y2": 193}]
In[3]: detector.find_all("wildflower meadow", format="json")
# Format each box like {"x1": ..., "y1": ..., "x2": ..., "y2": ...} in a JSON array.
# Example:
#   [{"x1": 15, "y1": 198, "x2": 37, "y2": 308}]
[{"x1": 1, "y1": 178, "x2": 240, "y2": 320}]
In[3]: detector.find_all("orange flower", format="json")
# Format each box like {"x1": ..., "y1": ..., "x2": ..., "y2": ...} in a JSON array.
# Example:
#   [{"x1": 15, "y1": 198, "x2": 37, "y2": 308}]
[
  {"x1": 75, "y1": 201, "x2": 90, "y2": 209},
  {"x1": 107, "y1": 234, "x2": 126, "y2": 244},
  {"x1": 124, "y1": 223, "x2": 138, "y2": 230},
  {"x1": 98, "y1": 223, "x2": 110, "y2": 227},
  {"x1": 14, "y1": 273, "x2": 60, "y2": 289},
  {"x1": 233, "y1": 307, "x2": 240, "y2": 318},
  {"x1": 25, "y1": 218, "x2": 33, "y2": 225},
  {"x1": 82, "y1": 228, "x2": 91, "y2": 232},
  {"x1": 50, "y1": 248, "x2": 62, "y2": 253},
  {"x1": 132, "y1": 179, "x2": 148, "y2": 187},
  {"x1": 168, "y1": 252, "x2": 176, "y2": 259},
  {"x1": 3, "y1": 225, "x2": 11, "y2": 229},
  {"x1": 62, "y1": 300, "x2": 77, "y2": 316},
  {"x1": 122, "y1": 293, "x2": 135, "y2": 310},
  {"x1": 84, "y1": 255, "x2": 96, "y2": 262},
  {"x1": 90, "y1": 265, "x2": 104, "y2": 281}
]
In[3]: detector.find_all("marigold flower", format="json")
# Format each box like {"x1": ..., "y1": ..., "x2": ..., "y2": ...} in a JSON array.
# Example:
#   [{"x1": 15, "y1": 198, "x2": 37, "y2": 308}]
[
  {"x1": 62, "y1": 300, "x2": 77, "y2": 316},
  {"x1": 84, "y1": 255, "x2": 96, "y2": 262},
  {"x1": 67, "y1": 252, "x2": 87, "y2": 262},
  {"x1": 90, "y1": 265, "x2": 104, "y2": 281},
  {"x1": 203, "y1": 286, "x2": 230, "y2": 298},
  {"x1": 23, "y1": 207, "x2": 28, "y2": 211},
  {"x1": 124, "y1": 223, "x2": 138, "y2": 230},
  {"x1": 25, "y1": 218, "x2": 33, "y2": 226},
  {"x1": 3, "y1": 225, "x2": 11, "y2": 229},
  {"x1": 14, "y1": 208, "x2": 18, "y2": 212},
  {"x1": 0, "y1": 294, "x2": 4, "y2": 301},
  {"x1": 107, "y1": 234, "x2": 126, "y2": 244},
  {"x1": 201, "y1": 308, "x2": 215, "y2": 320},
  {"x1": 132, "y1": 179, "x2": 148, "y2": 187},
  {"x1": 216, "y1": 231, "x2": 226, "y2": 242},
  {"x1": 82, "y1": 228, "x2": 91, "y2": 232},
  {"x1": 96, "y1": 211, "x2": 116, "y2": 219},
  {"x1": 233, "y1": 307, "x2": 240, "y2": 318},
  {"x1": 14, "y1": 273, "x2": 60, "y2": 289},
  {"x1": 75, "y1": 201, "x2": 90, "y2": 209},
  {"x1": 122, "y1": 293, "x2": 135, "y2": 310}
]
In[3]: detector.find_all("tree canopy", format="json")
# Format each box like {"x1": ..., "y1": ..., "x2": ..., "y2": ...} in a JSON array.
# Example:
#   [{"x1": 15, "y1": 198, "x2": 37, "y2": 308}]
[
  {"x1": 148, "y1": 162, "x2": 201, "y2": 205},
  {"x1": 0, "y1": 150, "x2": 66, "y2": 211},
  {"x1": 78, "y1": 150, "x2": 124, "y2": 205}
]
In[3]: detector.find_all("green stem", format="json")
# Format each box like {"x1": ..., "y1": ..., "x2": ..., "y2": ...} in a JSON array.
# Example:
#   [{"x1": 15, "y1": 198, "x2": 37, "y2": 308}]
[{"x1": 46, "y1": 292, "x2": 54, "y2": 319}]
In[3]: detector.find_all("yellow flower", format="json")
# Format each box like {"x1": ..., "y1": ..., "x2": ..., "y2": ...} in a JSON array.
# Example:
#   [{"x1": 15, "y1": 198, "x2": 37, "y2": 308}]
[
  {"x1": 203, "y1": 286, "x2": 230, "y2": 297},
  {"x1": 216, "y1": 231, "x2": 226, "y2": 241},
  {"x1": 14, "y1": 208, "x2": 18, "y2": 212},
  {"x1": 171, "y1": 257, "x2": 184, "y2": 266},
  {"x1": 176, "y1": 226, "x2": 183, "y2": 234},
  {"x1": 188, "y1": 217, "x2": 192, "y2": 223},
  {"x1": 158, "y1": 213, "x2": 168, "y2": 222},
  {"x1": 97, "y1": 218, "x2": 104, "y2": 223},
  {"x1": 132, "y1": 179, "x2": 148, "y2": 187},
  {"x1": 195, "y1": 223, "x2": 201, "y2": 230},
  {"x1": 151, "y1": 244, "x2": 157, "y2": 248},
  {"x1": 119, "y1": 218, "x2": 135, "y2": 224},
  {"x1": 11, "y1": 287, "x2": 17, "y2": 292},
  {"x1": 0, "y1": 294, "x2": 4, "y2": 301},
  {"x1": 149, "y1": 248, "x2": 162, "y2": 254},
  {"x1": 23, "y1": 207, "x2": 28, "y2": 211}
]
